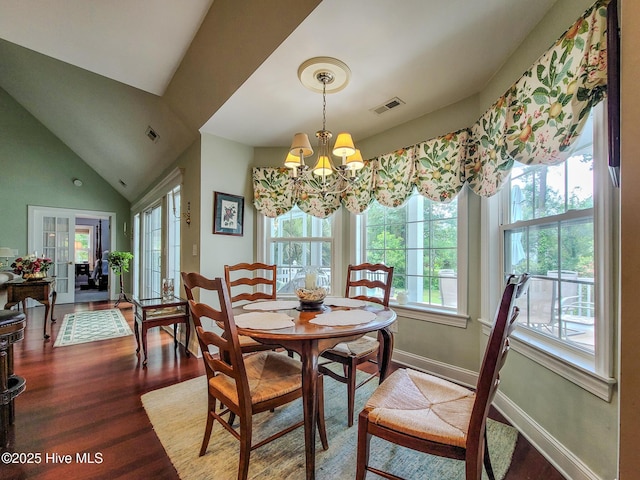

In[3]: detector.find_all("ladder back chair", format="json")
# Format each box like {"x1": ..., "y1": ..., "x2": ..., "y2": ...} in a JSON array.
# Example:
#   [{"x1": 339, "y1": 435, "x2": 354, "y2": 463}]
[
  {"x1": 187, "y1": 277, "x2": 328, "y2": 480},
  {"x1": 318, "y1": 263, "x2": 394, "y2": 427},
  {"x1": 182, "y1": 271, "x2": 272, "y2": 354},
  {"x1": 355, "y1": 273, "x2": 530, "y2": 480},
  {"x1": 224, "y1": 262, "x2": 278, "y2": 305}
]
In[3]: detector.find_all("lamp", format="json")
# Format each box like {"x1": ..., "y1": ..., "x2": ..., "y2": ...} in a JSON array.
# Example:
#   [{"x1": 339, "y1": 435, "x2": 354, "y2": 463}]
[
  {"x1": 0, "y1": 247, "x2": 16, "y2": 270},
  {"x1": 285, "y1": 57, "x2": 364, "y2": 188}
]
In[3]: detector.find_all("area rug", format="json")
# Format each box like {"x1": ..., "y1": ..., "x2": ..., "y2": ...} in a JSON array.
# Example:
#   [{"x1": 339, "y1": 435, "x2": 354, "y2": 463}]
[
  {"x1": 54, "y1": 309, "x2": 133, "y2": 347},
  {"x1": 142, "y1": 371, "x2": 518, "y2": 479}
]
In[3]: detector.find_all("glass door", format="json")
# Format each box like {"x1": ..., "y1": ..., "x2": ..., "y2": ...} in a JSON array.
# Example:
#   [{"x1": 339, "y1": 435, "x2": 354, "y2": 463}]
[{"x1": 29, "y1": 207, "x2": 74, "y2": 304}]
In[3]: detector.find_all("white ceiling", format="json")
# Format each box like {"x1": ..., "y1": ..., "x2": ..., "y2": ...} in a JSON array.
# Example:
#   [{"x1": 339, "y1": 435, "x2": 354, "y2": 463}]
[
  {"x1": 201, "y1": 0, "x2": 557, "y2": 147},
  {"x1": 0, "y1": 0, "x2": 213, "y2": 95},
  {"x1": 0, "y1": 0, "x2": 559, "y2": 200}
]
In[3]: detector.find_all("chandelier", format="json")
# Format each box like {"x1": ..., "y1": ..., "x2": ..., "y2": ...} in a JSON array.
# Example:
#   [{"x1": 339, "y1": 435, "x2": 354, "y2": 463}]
[{"x1": 284, "y1": 57, "x2": 364, "y2": 189}]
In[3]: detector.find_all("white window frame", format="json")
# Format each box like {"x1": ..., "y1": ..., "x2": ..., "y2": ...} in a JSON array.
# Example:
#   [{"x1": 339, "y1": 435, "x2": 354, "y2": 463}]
[
  {"x1": 131, "y1": 168, "x2": 183, "y2": 299},
  {"x1": 482, "y1": 102, "x2": 617, "y2": 401},
  {"x1": 257, "y1": 207, "x2": 343, "y2": 296},
  {"x1": 355, "y1": 188, "x2": 469, "y2": 328}
]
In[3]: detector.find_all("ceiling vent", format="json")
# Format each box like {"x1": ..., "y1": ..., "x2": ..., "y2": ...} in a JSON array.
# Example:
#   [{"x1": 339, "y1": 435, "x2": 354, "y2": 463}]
[
  {"x1": 371, "y1": 97, "x2": 405, "y2": 115},
  {"x1": 145, "y1": 126, "x2": 160, "y2": 143}
]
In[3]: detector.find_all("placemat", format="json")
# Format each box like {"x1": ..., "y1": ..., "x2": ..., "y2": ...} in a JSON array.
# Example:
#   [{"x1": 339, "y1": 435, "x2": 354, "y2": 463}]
[
  {"x1": 235, "y1": 312, "x2": 295, "y2": 329},
  {"x1": 309, "y1": 309, "x2": 377, "y2": 326}
]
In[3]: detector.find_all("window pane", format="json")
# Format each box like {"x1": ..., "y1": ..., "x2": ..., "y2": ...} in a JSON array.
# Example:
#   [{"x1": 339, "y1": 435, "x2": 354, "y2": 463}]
[
  {"x1": 364, "y1": 192, "x2": 458, "y2": 309},
  {"x1": 504, "y1": 119, "x2": 595, "y2": 353},
  {"x1": 268, "y1": 206, "x2": 334, "y2": 294}
]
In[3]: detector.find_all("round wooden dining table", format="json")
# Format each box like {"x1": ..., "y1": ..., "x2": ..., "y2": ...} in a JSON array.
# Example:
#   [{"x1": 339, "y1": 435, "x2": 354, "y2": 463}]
[{"x1": 233, "y1": 302, "x2": 396, "y2": 480}]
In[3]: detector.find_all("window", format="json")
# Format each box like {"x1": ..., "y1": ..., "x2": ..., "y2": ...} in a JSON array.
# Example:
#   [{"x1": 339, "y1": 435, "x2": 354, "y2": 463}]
[
  {"x1": 143, "y1": 203, "x2": 162, "y2": 298},
  {"x1": 131, "y1": 168, "x2": 182, "y2": 299},
  {"x1": 262, "y1": 206, "x2": 339, "y2": 295},
  {"x1": 498, "y1": 104, "x2": 615, "y2": 393},
  {"x1": 74, "y1": 227, "x2": 93, "y2": 264},
  {"x1": 167, "y1": 186, "x2": 181, "y2": 296},
  {"x1": 361, "y1": 191, "x2": 463, "y2": 312}
]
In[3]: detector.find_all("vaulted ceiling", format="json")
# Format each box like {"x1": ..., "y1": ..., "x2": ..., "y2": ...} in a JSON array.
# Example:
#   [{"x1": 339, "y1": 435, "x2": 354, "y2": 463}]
[{"x1": 0, "y1": 0, "x2": 559, "y2": 201}]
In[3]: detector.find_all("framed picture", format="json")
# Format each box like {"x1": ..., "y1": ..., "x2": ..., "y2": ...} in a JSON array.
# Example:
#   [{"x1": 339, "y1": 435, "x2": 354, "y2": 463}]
[{"x1": 213, "y1": 192, "x2": 244, "y2": 236}]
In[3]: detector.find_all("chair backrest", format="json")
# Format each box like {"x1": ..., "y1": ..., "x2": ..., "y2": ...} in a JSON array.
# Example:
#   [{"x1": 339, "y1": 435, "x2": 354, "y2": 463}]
[
  {"x1": 518, "y1": 275, "x2": 554, "y2": 326},
  {"x1": 438, "y1": 270, "x2": 457, "y2": 308},
  {"x1": 224, "y1": 262, "x2": 278, "y2": 304},
  {"x1": 468, "y1": 273, "x2": 529, "y2": 446},
  {"x1": 181, "y1": 271, "x2": 215, "y2": 302},
  {"x1": 186, "y1": 276, "x2": 252, "y2": 410},
  {"x1": 344, "y1": 263, "x2": 394, "y2": 307}
]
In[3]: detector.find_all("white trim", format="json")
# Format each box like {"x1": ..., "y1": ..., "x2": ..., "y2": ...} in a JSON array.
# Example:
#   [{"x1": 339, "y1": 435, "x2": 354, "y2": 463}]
[
  {"x1": 479, "y1": 320, "x2": 616, "y2": 401},
  {"x1": 391, "y1": 348, "x2": 478, "y2": 388},
  {"x1": 593, "y1": 102, "x2": 617, "y2": 377},
  {"x1": 494, "y1": 392, "x2": 602, "y2": 480},
  {"x1": 131, "y1": 167, "x2": 183, "y2": 214},
  {"x1": 390, "y1": 305, "x2": 469, "y2": 328},
  {"x1": 394, "y1": 348, "x2": 604, "y2": 480},
  {"x1": 27, "y1": 205, "x2": 117, "y2": 301}
]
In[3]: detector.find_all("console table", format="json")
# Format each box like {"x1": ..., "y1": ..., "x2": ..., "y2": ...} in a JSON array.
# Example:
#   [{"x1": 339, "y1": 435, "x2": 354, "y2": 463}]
[
  {"x1": 132, "y1": 296, "x2": 190, "y2": 366},
  {"x1": 4, "y1": 278, "x2": 56, "y2": 339}
]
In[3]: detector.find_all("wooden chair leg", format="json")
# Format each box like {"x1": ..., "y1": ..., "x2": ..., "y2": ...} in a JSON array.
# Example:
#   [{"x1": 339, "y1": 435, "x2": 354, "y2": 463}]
[
  {"x1": 483, "y1": 429, "x2": 496, "y2": 480},
  {"x1": 347, "y1": 357, "x2": 357, "y2": 427},
  {"x1": 200, "y1": 408, "x2": 215, "y2": 457},
  {"x1": 238, "y1": 416, "x2": 252, "y2": 480},
  {"x1": 355, "y1": 410, "x2": 371, "y2": 480}
]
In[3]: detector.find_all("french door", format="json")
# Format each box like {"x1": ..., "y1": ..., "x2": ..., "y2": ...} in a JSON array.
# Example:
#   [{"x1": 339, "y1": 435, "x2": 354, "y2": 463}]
[{"x1": 28, "y1": 206, "x2": 116, "y2": 304}]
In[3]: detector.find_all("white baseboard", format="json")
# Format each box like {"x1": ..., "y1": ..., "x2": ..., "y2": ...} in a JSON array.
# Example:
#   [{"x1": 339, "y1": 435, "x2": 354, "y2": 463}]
[{"x1": 392, "y1": 348, "x2": 602, "y2": 480}]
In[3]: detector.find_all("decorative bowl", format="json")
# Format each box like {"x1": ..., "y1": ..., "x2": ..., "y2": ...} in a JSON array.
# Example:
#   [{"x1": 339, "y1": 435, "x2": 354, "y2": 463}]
[{"x1": 295, "y1": 287, "x2": 327, "y2": 311}]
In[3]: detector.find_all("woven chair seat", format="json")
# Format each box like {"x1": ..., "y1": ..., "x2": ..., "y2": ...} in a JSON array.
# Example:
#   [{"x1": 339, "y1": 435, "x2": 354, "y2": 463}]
[
  {"x1": 328, "y1": 336, "x2": 379, "y2": 357},
  {"x1": 210, "y1": 351, "x2": 302, "y2": 405},
  {"x1": 365, "y1": 368, "x2": 474, "y2": 448}
]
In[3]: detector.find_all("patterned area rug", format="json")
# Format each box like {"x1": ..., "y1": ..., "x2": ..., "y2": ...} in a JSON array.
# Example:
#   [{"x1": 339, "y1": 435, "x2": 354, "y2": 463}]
[
  {"x1": 142, "y1": 370, "x2": 518, "y2": 479},
  {"x1": 54, "y1": 309, "x2": 133, "y2": 347}
]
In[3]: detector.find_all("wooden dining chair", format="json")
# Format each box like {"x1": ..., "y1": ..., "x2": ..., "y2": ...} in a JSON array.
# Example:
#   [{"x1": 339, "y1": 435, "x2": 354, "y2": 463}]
[
  {"x1": 318, "y1": 263, "x2": 394, "y2": 426},
  {"x1": 188, "y1": 277, "x2": 328, "y2": 480},
  {"x1": 182, "y1": 271, "x2": 272, "y2": 354},
  {"x1": 355, "y1": 273, "x2": 530, "y2": 480},
  {"x1": 224, "y1": 262, "x2": 278, "y2": 304}
]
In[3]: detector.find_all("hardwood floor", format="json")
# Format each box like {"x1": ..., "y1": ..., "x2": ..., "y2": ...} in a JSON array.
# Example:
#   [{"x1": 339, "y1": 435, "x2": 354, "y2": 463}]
[{"x1": 2, "y1": 302, "x2": 565, "y2": 479}]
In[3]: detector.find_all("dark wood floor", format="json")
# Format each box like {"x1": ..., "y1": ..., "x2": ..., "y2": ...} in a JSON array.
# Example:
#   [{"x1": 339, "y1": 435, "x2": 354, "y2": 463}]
[{"x1": 2, "y1": 301, "x2": 565, "y2": 479}]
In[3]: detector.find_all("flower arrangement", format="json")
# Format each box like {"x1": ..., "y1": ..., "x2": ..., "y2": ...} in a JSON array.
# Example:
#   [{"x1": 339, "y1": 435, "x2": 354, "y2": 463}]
[{"x1": 11, "y1": 255, "x2": 53, "y2": 276}]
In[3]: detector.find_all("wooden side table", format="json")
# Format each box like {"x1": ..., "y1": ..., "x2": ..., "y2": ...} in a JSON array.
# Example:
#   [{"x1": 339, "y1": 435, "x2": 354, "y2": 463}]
[
  {"x1": 132, "y1": 296, "x2": 190, "y2": 366},
  {"x1": 4, "y1": 278, "x2": 56, "y2": 339}
]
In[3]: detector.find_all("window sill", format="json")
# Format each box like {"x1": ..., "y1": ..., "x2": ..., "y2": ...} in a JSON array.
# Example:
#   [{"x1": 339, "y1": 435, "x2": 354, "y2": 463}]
[
  {"x1": 391, "y1": 303, "x2": 469, "y2": 328},
  {"x1": 478, "y1": 318, "x2": 616, "y2": 401}
]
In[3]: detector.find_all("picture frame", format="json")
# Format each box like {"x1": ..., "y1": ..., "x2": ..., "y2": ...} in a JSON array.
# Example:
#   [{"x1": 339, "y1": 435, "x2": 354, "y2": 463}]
[{"x1": 213, "y1": 192, "x2": 244, "y2": 236}]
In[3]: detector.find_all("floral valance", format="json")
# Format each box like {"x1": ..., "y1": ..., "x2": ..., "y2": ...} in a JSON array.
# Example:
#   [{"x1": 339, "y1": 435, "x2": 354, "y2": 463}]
[{"x1": 254, "y1": 0, "x2": 609, "y2": 218}]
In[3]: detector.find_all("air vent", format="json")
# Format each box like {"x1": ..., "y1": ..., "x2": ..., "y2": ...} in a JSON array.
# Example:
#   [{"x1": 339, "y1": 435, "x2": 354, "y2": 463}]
[
  {"x1": 145, "y1": 126, "x2": 160, "y2": 143},
  {"x1": 371, "y1": 97, "x2": 405, "y2": 115}
]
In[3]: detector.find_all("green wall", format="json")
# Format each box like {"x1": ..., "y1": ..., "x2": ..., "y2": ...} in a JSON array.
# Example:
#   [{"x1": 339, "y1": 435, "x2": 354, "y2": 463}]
[{"x1": 0, "y1": 87, "x2": 130, "y2": 256}]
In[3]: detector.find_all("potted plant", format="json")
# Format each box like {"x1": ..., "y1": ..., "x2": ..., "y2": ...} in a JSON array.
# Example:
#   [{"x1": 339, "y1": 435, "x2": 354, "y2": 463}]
[{"x1": 107, "y1": 251, "x2": 133, "y2": 306}]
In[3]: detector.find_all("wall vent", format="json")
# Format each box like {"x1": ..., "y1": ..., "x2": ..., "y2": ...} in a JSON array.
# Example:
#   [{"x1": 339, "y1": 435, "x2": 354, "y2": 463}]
[
  {"x1": 145, "y1": 126, "x2": 160, "y2": 143},
  {"x1": 372, "y1": 97, "x2": 405, "y2": 115}
]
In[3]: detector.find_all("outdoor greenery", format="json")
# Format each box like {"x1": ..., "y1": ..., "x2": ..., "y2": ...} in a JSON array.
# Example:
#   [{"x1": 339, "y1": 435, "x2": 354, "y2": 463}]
[
  {"x1": 508, "y1": 154, "x2": 594, "y2": 278},
  {"x1": 365, "y1": 192, "x2": 458, "y2": 295}
]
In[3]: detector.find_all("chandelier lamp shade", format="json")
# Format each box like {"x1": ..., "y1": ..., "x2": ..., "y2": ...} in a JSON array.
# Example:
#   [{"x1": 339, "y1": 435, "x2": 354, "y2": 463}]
[{"x1": 285, "y1": 57, "x2": 364, "y2": 185}]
